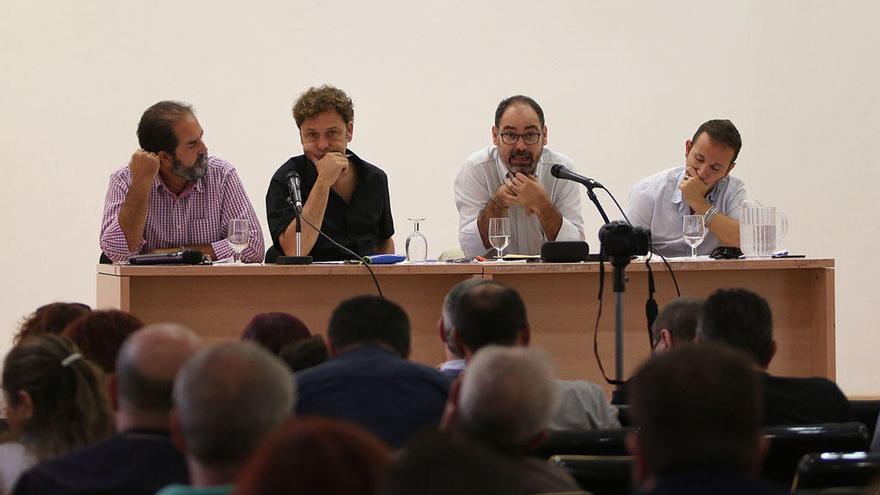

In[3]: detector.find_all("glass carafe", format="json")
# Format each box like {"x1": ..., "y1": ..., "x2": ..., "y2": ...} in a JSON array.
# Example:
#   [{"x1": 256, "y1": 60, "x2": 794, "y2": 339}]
[{"x1": 405, "y1": 218, "x2": 427, "y2": 262}]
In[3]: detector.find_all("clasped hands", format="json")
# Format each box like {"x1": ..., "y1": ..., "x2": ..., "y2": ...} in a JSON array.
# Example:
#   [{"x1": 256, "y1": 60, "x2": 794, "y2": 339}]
[{"x1": 493, "y1": 172, "x2": 550, "y2": 215}]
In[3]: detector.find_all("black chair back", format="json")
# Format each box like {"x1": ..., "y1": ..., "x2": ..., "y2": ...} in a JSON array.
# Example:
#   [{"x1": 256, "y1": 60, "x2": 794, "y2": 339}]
[
  {"x1": 533, "y1": 428, "x2": 633, "y2": 458},
  {"x1": 762, "y1": 422, "x2": 870, "y2": 487},
  {"x1": 851, "y1": 399, "x2": 880, "y2": 440},
  {"x1": 793, "y1": 451, "x2": 880, "y2": 491},
  {"x1": 551, "y1": 455, "x2": 633, "y2": 495}
]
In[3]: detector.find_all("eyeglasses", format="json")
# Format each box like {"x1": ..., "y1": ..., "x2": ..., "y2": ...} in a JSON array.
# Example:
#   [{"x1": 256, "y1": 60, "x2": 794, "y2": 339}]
[{"x1": 499, "y1": 131, "x2": 542, "y2": 145}]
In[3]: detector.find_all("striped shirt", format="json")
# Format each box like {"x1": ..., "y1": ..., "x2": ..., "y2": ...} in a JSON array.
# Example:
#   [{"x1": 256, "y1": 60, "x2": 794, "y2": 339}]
[{"x1": 100, "y1": 156, "x2": 264, "y2": 262}]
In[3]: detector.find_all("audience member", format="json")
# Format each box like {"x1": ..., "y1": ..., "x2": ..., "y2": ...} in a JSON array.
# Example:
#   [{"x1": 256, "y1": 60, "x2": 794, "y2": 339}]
[
  {"x1": 61, "y1": 310, "x2": 143, "y2": 374},
  {"x1": 234, "y1": 417, "x2": 391, "y2": 495},
  {"x1": 385, "y1": 431, "x2": 526, "y2": 495},
  {"x1": 437, "y1": 278, "x2": 487, "y2": 380},
  {"x1": 278, "y1": 335, "x2": 328, "y2": 372},
  {"x1": 13, "y1": 323, "x2": 202, "y2": 495},
  {"x1": 698, "y1": 288, "x2": 852, "y2": 425},
  {"x1": 295, "y1": 295, "x2": 449, "y2": 449},
  {"x1": 454, "y1": 281, "x2": 619, "y2": 430},
  {"x1": 240, "y1": 312, "x2": 311, "y2": 355},
  {"x1": 444, "y1": 346, "x2": 583, "y2": 494},
  {"x1": 628, "y1": 343, "x2": 786, "y2": 494},
  {"x1": 14, "y1": 303, "x2": 90, "y2": 344},
  {"x1": 0, "y1": 335, "x2": 113, "y2": 492},
  {"x1": 158, "y1": 342, "x2": 295, "y2": 495}
]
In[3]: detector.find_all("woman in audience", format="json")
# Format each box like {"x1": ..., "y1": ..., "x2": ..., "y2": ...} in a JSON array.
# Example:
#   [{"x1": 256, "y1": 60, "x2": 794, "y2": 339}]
[
  {"x1": 233, "y1": 417, "x2": 392, "y2": 495},
  {"x1": 240, "y1": 312, "x2": 311, "y2": 355},
  {"x1": 61, "y1": 309, "x2": 143, "y2": 374},
  {"x1": 0, "y1": 334, "x2": 113, "y2": 492},
  {"x1": 14, "y1": 302, "x2": 91, "y2": 344}
]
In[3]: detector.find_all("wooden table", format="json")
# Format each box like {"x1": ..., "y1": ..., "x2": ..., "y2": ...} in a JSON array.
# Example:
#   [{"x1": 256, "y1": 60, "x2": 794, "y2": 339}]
[{"x1": 97, "y1": 258, "x2": 834, "y2": 391}]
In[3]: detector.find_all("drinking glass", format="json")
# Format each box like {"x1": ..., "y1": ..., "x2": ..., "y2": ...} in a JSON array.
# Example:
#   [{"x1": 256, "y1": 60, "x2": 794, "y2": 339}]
[
  {"x1": 405, "y1": 218, "x2": 428, "y2": 262},
  {"x1": 488, "y1": 217, "x2": 511, "y2": 260},
  {"x1": 682, "y1": 214, "x2": 706, "y2": 258},
  {"x1": 228, "y1": 219, "x2": 250, "y2": 264}
]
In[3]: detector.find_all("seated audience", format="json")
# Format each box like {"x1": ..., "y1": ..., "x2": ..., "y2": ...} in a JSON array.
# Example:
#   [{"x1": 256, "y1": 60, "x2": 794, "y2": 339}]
[
  {"x1": 698, "y1": 288, "x2": 852, "y2": 425},
  {"x1": 0, "y1": 335, "x2": 113, "y2": 492},
  {"x1": 628, "y1": 344, "x2": 786, "y2": 494},
  {"x1": 454, "y1": 281, "x2": 619, "y2": 430},
  {"x1": 14, "y1": 303, "x2": 90, "y2": 344},
  {"x1": 13, "y1": 323, "x2": 202, "y2": 495},
  {"x1": 233, "y1": 417, "x2": 391, "y2": 495},
  {"x1": 61, "y1": 310, "x2": 143, "y2": 374},
  {"x1": 158, "y1": 342, "x2": 295, "y2": 495},
  {"x1": 240, "y1": 312, "x2": 311, "y2": 356},
  {"x1": 613, "y1": 296, "x2": 702, "y2": 404},
  {"x1": 437, "y1": 278, "x2": 487, "y2": 380},
  {"x1": 294, "y1": 295, "x2": 449, "y2": 449},
  {"x1": 443, "y1": 346, "x2": 584, "y2": 494},
  {"x1": 278, "y1": 335, "x2": 328, "y2": 372},
  {"x1": 385, "y1": 431, "x2": 526, "y2": 495}
]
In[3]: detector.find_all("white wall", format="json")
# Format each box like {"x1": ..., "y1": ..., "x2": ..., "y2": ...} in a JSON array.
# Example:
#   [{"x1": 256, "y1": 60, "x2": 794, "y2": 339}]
[{"x1": 2, "y1": 1, "x2": 878, "y2": 394}]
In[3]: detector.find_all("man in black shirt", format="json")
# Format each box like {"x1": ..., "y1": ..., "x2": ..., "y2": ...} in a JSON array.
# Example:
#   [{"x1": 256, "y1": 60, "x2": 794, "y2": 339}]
[
  {"x1": 266, "y1": 85, "x2": 394, "y2": 261},
  {"x1": 698, "y1": 288, "x2": 852, "y2": 425}
]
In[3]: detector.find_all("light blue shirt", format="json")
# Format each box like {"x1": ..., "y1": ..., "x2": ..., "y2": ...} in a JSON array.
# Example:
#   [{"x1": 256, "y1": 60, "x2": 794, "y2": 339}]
[{"x1": 626, "y1": 166, "x2": 746, "y2": 257}]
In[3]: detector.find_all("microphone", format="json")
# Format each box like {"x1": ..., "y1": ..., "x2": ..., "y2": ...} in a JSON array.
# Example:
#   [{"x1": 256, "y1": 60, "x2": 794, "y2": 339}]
[
  {"x1": 550, "y1": 164, "x2": 604, "y2": 190},
  {"x1": 285, "y1": 171, "x2": 304, "y2": 213},
  {"x1": 129, "y1": 250, "x2": 203, "y2": 265}
]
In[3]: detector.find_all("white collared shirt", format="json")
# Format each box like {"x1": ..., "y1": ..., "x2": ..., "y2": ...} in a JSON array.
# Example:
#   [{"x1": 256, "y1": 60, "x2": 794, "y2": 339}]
[
  {"x1": 454, "y1": 147, "x2": 585, "y2": 258},
  {"x1": 626, "y1": 166, "x2": 747, "y2": 257}
]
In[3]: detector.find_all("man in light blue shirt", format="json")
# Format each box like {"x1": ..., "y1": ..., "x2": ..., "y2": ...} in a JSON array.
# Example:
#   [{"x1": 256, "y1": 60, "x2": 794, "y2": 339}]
[{"x1": 626, "y1": 119, "x2": 746, "y2": 257}]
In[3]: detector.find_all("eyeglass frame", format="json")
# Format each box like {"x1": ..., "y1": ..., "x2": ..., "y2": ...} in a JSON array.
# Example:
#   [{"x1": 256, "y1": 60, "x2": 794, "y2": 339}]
[{"x1": 498, "y1": 130, "x2": 543, "y2": 145}]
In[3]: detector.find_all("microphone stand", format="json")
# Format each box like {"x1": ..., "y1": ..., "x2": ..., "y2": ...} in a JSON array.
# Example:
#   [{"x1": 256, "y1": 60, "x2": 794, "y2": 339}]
[{"x1": 277, "y1": 197, "x2": 313, "y2": 265}]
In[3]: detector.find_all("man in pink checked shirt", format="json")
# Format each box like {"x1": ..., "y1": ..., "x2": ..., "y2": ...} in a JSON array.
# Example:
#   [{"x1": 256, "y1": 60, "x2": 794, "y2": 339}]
[{"x1": 100, "y1": 101, "x2": 264, "y2": 263}]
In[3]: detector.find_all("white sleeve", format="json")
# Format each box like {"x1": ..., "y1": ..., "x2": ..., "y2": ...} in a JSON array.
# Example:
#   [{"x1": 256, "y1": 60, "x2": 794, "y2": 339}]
[
  {"x1": 553, "y1": 178, "x2": 585, "y2": 241},
  {"x1": 625, "y1": 180, "x2": 655, "y2": 230},
  {"x1": 454, "y1": 162, "x2": 492, "y2": 258}
]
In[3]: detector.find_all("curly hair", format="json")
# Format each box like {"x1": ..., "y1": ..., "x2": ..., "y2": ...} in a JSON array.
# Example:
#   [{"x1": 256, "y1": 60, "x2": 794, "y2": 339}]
[
  {"x1": 292, "y1": 85, "x2": 354, "y2": 128},
  {"x1": 15, "y1": 302, "x2": 91, "y2": 344}
]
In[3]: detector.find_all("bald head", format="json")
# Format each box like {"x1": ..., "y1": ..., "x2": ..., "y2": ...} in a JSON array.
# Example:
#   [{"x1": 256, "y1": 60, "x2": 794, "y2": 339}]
[{"x1": 116, "y1": 323, "x2": 202, "y2": 414}]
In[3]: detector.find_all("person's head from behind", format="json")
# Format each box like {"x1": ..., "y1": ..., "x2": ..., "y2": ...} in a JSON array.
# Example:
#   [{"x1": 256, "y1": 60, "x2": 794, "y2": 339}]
[
  {"x1": 698, "y1": 288, "x2": 775, "y2": 369},
  {"x1": 115, "y1": 323, "x2": 202, "y2": 426},
  {"x1": 454, "y1": 346, "x2": 557, "y2": 453},
  {"x1": 628, "y1": 344, "x2": 765, "y2": 486},
  {"x1": 278, "y1": 335, "x2": 329, "y2": 373},
  {"x1": 454, "y1": 282, "x2": 529, "y2": 359},
  {"x1": 241, "y1": 312, "x2": 311, "y2": 356},
  {"x1": 137, "y1": 100, "x2": 208, "y2": 182},
  {"x1": 327, "y1": 296, "x2": 410, "y2": 358},
  {"x1": 62, "y1": 309, "x2": 143, "y2": 374},
  {"x1": 171, "y1": 341, "x2": 295, "y2": 475},
  {"x1": 15, "y1": 302, "x2": 91, "y2": 344},
  {"x1": 439, "y1": 279, "x2": 489, "y2": 359},
  {"x1": 234, "y1": 417, "x2": 391, "y2": 495},
  {"x1": 2, "y1": 334, "x2": 113, "y2": 458},
  {"x1": 384, "y1": 431, "x2": 525, "y2": 495},
  {"x1": 651, "y1": 297, "x2": 702, "y2": 354},
  {"x1": 685, "y1": 119, "x2": 742, "y2": 188}
]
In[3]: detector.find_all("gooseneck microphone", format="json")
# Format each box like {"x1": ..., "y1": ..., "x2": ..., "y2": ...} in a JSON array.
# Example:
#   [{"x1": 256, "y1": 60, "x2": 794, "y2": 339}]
[
  {"x1": 285, "y1": 171, "x2": 304, "y2": 213},
  {"x1": 550, "y1": 164, "x2": 604, "y2": 190}
]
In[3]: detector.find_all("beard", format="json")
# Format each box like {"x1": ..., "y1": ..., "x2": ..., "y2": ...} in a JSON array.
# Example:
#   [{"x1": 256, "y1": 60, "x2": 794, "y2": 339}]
[
  {"x1": 505, "y1": 150, "x2": 538, "y2": 175},
  {"x1": 171, "y1": 154, "x2": 208, "y2": 181}
]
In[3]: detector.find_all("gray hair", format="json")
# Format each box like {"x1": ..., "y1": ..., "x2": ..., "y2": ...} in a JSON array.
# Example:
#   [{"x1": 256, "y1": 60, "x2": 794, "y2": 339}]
[
  {"x1": 457, "y1": 346, "x2": 558, "y2": 449},
  {"x1": 173, "y1": 341, "x2": 295, "y2": 465},
  {"x1": 441, "y1": 279, "x2": 488, "y2": 356}
]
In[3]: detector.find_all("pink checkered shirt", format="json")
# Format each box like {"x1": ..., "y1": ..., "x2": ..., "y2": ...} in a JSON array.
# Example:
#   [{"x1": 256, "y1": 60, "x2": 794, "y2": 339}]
[{"x1": 100, "y1": 156, "x2": 264, "y2": 262}]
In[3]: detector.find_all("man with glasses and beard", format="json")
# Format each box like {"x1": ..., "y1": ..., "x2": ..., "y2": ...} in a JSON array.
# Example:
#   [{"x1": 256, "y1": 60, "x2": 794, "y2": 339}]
[
  {"x1": 100, "y1": 101, "x2": 264, "y2": 262},
  {"x1": 454, "y1": 95, "x2": 585, "y2": 258}
]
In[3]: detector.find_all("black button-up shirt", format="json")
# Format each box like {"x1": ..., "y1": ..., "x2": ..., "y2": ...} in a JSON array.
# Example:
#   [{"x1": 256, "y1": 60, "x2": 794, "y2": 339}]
[{"x1": 266, "y1": 150, "x2": 394, "y2": 261}]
